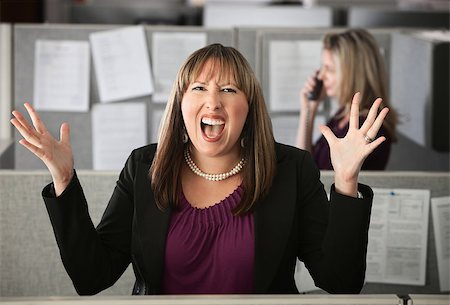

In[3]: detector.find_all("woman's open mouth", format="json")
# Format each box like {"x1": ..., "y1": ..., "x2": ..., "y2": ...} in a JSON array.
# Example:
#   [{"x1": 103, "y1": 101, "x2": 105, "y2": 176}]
[{"x1": 201, "y1": 117, "x2": 225, "y2": 142}]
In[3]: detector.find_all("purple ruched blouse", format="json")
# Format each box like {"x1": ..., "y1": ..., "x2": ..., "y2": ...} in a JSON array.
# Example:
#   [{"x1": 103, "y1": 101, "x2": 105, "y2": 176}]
[{"x1": 162, "y1": 185, "x2": 254, "y2": 294}]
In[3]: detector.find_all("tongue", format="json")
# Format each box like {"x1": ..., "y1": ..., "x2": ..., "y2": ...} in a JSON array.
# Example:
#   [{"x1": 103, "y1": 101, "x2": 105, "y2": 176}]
[{"x1": 204, "y1": 125, "x2": 222, "y2": 139}]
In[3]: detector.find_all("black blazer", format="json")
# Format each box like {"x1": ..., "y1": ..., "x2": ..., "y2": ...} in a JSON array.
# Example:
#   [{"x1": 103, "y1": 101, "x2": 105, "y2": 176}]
[{"x1": 43, "y1": 142, "x2": 373, "y2": 295}]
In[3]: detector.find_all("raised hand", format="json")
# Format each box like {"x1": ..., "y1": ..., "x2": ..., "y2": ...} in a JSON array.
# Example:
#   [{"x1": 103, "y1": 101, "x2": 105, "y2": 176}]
[
  {"x1": 10, "y1": 103, "x2": 74, "y2": 196},
  {"x1": 320, "y1": 92, "x2": 389, "y2": 197}
]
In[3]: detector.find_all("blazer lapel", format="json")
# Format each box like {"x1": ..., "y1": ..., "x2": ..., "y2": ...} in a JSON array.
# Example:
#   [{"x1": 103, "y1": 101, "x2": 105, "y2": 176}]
[
  {"x1": 134, "y1": 161, "x2": 171, "y2": 293},
  {"x1": 254, "y1": 159, "x2": 297, "y2": 293}
]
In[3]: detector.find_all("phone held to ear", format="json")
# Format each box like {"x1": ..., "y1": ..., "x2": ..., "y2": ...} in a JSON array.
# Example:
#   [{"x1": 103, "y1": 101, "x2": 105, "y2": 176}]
[{"x1": 307, "y1": 77, "x2": 323, "y2": 101}]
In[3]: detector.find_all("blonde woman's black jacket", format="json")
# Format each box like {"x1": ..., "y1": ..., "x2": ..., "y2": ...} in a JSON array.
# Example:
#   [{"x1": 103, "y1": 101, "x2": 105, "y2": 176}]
[{"x1": 43, "y1": 142, "x2": 373, "y2": 295}]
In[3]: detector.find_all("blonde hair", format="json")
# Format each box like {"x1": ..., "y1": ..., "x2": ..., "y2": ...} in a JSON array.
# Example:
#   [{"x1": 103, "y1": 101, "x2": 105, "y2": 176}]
[
  {"x1": 150, "y1": 43, "x2": 276, "y2": 215},
  {"x1": 323, "y1": 29, "x2": 398, "y2": 141}
]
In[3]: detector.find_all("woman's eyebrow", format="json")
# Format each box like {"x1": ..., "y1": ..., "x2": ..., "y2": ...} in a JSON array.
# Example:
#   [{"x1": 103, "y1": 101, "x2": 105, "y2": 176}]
[
  {"x1": 191, "y1": 80, "x2": 207, "y2": 85},
  {"x1": 190, "y1": 80, "x2": 237, "y2": 87}
]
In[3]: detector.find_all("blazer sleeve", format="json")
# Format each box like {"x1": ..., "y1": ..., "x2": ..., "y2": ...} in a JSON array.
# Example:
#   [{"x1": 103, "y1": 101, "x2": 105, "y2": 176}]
[
  {"x1": 42, "y1": 150, "x2": 137, "y2": 295},
  {"x1": 296, "y1": 151, "x2": 373, "y2": 294}
]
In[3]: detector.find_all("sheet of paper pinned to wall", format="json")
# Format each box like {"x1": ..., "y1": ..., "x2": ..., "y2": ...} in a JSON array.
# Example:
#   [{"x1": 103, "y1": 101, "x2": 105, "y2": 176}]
[
  {"x1": 269, "y1": 40, "x2": 322, "y2": 111},
  {"x1": 92, "y1": 102, "x2": 147, "y2": 170},
  {"x1": 152, "y1": 32, "x2": 207, "y2": 103},
  {"x1": 366, "y1": 188, "x2": 430, "y2": 286},
  {"x1": 33, "y1": 40, "x2": 90, "y2": 112},
  {"x1": 90, "y1": 26, "x2": 154, "y2": 103},
  {"x1": 431, "y1": 196, "x2": 450, "y2": 292}
]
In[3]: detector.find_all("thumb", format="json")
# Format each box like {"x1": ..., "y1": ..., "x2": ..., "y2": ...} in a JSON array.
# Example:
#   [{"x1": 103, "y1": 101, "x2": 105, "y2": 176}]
[
  {"x1": 320, "y1": 125, "x2": 335, "y2": 145},
  {"x1": 60, "y1": 122, "x2": 70, "y2": 144}
]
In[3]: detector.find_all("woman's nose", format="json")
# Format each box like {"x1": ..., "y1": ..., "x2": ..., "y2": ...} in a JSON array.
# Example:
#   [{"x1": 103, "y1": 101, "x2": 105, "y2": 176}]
[{"x1": 205, "y1": 92, "x2": 222, "y2": 110}]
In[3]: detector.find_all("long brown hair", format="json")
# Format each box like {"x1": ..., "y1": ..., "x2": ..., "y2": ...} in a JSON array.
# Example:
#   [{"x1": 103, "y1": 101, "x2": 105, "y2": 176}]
[
  {"x1": 323, "y1": 29, "x2": 398, "y2": 141},
  {"x1": 150, "y1": 43, "x2": 276, "y2": 215}
]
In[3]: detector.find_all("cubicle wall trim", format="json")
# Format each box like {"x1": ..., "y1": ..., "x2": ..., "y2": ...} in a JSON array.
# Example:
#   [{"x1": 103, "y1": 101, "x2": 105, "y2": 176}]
[{"x1": 0, "y1": 23, "x2": 12, "y2": 141}]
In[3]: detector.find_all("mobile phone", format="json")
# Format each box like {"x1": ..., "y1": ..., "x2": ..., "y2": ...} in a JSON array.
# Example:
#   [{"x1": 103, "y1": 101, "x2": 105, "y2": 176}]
[{"x1": 307, "y1": 77, "x2": 323, "y2": 101}]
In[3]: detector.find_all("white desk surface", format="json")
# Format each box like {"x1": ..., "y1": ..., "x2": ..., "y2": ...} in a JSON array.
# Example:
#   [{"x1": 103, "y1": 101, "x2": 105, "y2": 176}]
[
  {"x1": 408, "y1": 294, "x2": 450, "y2": 305},
  {"x1": 0, "y1": 294, "x2": 403, "y2": 305}
]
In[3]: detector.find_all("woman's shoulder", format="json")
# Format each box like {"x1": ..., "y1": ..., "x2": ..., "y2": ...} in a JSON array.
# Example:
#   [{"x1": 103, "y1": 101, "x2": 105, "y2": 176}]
[
  {"x1": 275, "y1": 142, "x2": 309, "y2": 162},
  {"x1": 274, "y1": 143, "x2": 319, "y2": 177},
  {"x1": 129, "y1": 143, "x2": 158, "y2": 164}
]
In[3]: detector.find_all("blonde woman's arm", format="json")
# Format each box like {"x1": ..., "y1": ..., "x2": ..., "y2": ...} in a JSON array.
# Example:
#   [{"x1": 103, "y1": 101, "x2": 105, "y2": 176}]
[{"x1": 296, "y1": 74, "x2": 322, "y2": 151}]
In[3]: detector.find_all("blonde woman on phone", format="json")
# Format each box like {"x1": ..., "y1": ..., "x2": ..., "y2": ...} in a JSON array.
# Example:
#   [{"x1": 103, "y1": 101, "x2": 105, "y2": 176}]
[{"x1": 297, "y1": 28, "x2": 398, "y2": 170}]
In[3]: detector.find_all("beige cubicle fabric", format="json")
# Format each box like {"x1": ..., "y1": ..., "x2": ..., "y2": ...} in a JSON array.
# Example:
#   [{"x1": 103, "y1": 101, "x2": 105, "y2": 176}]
[
  {"x1": 0, "y1": 171, "x2": 449, "y2": 296},
  {"x1": 0, "y1": 171, "x2": 135, "y2": 296}
]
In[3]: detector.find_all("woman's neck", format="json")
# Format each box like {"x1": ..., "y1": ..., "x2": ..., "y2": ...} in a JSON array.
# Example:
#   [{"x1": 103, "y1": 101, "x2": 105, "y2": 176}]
[{"x1": 188, "y1": 146, "x2": 242, "y2": 175}]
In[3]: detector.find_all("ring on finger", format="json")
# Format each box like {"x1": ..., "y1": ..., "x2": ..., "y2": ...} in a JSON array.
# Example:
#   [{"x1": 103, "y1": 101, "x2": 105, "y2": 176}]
[{"x1": 364, "y1": 134, "x2": 374, "y2": 143}]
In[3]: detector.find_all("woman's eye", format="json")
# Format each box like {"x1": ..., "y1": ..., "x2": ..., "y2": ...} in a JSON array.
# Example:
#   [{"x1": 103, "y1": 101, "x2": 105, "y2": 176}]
[
  {"x1": 192, "y1": 86, "x2": 205, "y2": 91},
  {"x1": 222, "y1": 88, "x2": 236, "y2": 93}
]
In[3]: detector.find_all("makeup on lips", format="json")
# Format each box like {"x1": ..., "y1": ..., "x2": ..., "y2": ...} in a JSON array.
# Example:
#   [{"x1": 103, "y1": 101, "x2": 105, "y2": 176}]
[{"x1": 201, "y1": 116, "x2": 225, "y2": 141}]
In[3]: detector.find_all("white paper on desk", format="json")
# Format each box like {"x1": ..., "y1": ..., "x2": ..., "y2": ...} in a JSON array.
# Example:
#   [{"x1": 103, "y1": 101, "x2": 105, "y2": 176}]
[
  {"x1": 366, "y1": 188, "x2": 430, "y2": 285},
  {"x1": 33, "y1": 40, "x2": 90, "y2": 112},
  {"x1": 271, "y1": 114, "x2": 326, "y2": 146},
  {"x1": 92, "y1": 102, "x2": 147, "y2": 170},
  {"x1": 269, "y1": 40, "x2": 322, "y2": 111},
  {"x1": 294, "y1": 259, "x2": 321, "y2": 293},
  {"x1": 431, "y1": 196, "x2": 450, "y2": 292},
  {"x1": 90, "y1": 26, "x2": 153, "y2": 103},
  {"x1": 152, "y1": 32, "x2": 206, "y2": 103}
]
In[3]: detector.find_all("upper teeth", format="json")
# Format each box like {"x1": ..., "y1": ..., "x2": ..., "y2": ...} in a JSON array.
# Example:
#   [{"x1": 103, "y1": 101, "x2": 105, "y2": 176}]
[{"x1": 202, "y1": 118, "x2": 224, "y2": 126}]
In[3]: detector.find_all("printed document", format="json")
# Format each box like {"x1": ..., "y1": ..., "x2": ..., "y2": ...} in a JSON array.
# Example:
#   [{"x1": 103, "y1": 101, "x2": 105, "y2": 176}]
[
  {"x1": 90, "y1": 26, "x2": 154, "y2": 103},
  {"x1": 431, "y1": 196, "x2": 450, "y2": 292},
  {"x1": 92, "y1": 102, "x2": 147, "y2": 170},
  {"x1": 269, "y1": 40, "x2": 322, "y2": 111},
  {"x1": 33, "y1": 40, "x2": 90, "y2": 112},
  {"x1": 152, "y1": 32, "x2": 206, "y2": 103},
  {"x1": 366, "y1": 188, "x2": 430, "y2": 285}
]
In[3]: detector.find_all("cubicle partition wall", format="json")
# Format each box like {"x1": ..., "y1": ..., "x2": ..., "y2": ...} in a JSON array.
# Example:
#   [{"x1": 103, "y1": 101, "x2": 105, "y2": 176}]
[
  {"x1": 0, "y1": 171, "x2": 132, "y2": 297},
  {"x1": 388, "y1": 31, "x2": 450, "y2": 171},
  {"x1": 13, "y1": 24, "x2": 234, "y2": 170},
  {"x1": 203, "y1": 4, "x2": 333, "y2": 28},
  {"x1": 0, "y1": 170, "x2": 448, "y2": 296},
  {"x1": 321, "y1": 172, "x2": 449, "y2": 294},
  {"x1": 347, "y1": 7, "x2": 450, "y2": 29},
  {"x1": 391, "y1": 31, "x2": 449, "y2": 152},
  {"x1": 203, "y1": 2, "x2": 450, "y2": 29},
  {"x1": 0, "y1": 24, "x2": 12, "y2": 141},
  {"x1": 0, "y1": 24, "x2": 13, "y2": 169}
]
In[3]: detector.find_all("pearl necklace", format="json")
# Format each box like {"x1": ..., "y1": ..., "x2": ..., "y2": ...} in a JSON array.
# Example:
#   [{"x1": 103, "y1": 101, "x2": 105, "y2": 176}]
[{"x1": 184, "y1": 149, "x2": 245, "y2": 181}]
